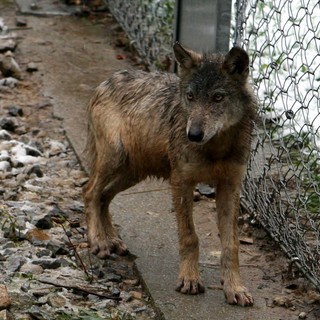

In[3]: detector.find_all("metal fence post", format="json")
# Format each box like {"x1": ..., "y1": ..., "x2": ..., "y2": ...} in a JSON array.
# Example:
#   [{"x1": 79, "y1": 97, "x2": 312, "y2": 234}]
[{"x1": 174, "y1": 0, "x2": 232, "y2": 53}]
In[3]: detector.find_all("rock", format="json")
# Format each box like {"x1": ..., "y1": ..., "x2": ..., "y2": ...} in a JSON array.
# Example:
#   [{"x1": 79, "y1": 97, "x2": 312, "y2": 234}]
[
  {"x1": 134, "y1": 306, "x2": 147, "y2": 313},
  {"x1": 87, "y1": 294, "x2": 100, "y2": 302},
  {"x1": 130, "y1": 291, "x2": 142, "y2": 299},
  {"x1": 94, "y1": 299, "x2": 116, "y2": 309},
  {"x1": 123, "y1": 279, "x2": 139, "y2": 286},
  {"x1": 120, "y1": 291, "x2": 132, "y2": 302},
  {"x1": 34, "y1": 215, "x2": 53, "y2": 230},
  {"x1": 26, "y1": 228, "x2": 50, "y2": 243},
  {"x1": 20, "y1": 263, "x2": 44, "y2": 275},
  {"x1": 196, "y1": 183, "x2": 215, "y2": 197},
  {"x1": 0, "y1": 39, "x2": 17, "y2": 53},
  {"x1": 36, "y1": 249, "x2": 51, "y2": 258},
  {"x1": 25, "y1": 146, "x2": 42, "y2": 157},
  {"x1": 0, "y1": 150, "x2": 10, "y2": 161},
  {"x1": 26, "y1": 63, "x2": 38, "y2": 72},
  {"x1": 47, "y1": 140, "x2": 66, "y2": 156},
  {"x1": 111, "y1": 288, "x2": 120, "y2": 297},
  {"x1": 106, "y1": 273, "x2": 122, "y2": 282},
  {"x1": 298, "y1": 312, "x2": 307, "y2": 319},
  {"x1": 31, "y1": 287, "x2": 52, "y2": 298},
  {"x1": 6, "y1": 256, "x2": 26, "y2": 273},
  {"x1": 0, "y1": 77, "x2": 19, "y2": 88},
  {"x1": 20, "y1": 281, "x2": 31, "y2": 292},
  {"x1": 12, "y1": 149, "x2": 43, "y2": 166},
  {"x1": 0, "y1": 284, "x2": 11, "y2": 310},
  {"x1": 32, "y1": 259, "x2": 61, "y2": 270},
  {"x1": 0, "y1": 51, "x2": 22, "y2": 79},
  {"x1": 26, "y1": 165, "x2": 43, "y2": 177},
  {"x1": 7, "y1": 105, "x2": 23, "y2": 117},
  {"x1": 69, "y1": 218, "x2": 80, "y2": 228},
  {"x1": 48, "y1": 206, "x2": 68, "y2": 223},
  {"x1": 47, "y1": 294, "x2": 66, "y2": 308},
  {"x1": 30, "y1": 3, "x2": 39, "y2": 10},
  {"x1": 0, "y1": 118, "x2": 15, "y2": 132},
  {"x1": 2, "y1": 242, "x2": 16, "y2": 250},
  {"x1": 16, "y1": 17, "x2": 27, "y2": 27},
  {"x1": 46, "y1": 240, "x2": 69, "y2": 256},
  {"x1": 0, "y1": 161, "x2": 10, "y2": 172},
  {"x1": 0, "y1": 130, "x2": 12, "y2": 140}
]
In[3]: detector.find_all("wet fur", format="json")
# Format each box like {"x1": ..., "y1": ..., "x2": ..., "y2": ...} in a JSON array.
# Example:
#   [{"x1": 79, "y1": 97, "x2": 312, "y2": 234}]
[{"x1": 83, "y1": 43, "x2": 257, "y2": 306}]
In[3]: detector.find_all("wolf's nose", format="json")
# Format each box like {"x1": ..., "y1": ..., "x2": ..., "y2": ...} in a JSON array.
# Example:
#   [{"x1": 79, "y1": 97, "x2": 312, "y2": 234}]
[{"x1": 188, "y1": 127, "x2": 204, "y2": 142}]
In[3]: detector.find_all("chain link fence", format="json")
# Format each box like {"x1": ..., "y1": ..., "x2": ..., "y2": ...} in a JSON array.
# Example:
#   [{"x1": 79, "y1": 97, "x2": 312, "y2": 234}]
[
  {"x1": 105, "y1": 0, "x2": 320, "y2": 289},
  {"x1": 235, "y1": 0, "x2": 320, "y2": 289},
  {"x1": 105, "y1": 0, "x2": 174, "y2": 70}
]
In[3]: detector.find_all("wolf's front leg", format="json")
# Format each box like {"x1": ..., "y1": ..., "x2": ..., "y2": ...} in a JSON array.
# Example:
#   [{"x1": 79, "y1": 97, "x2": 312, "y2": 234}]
[
  {"x1": 171, "y1": 176, "x2": 205, "y2": 295},
  {"x1": 216, "y1": 171, "x2": 253, "y2": 306}
]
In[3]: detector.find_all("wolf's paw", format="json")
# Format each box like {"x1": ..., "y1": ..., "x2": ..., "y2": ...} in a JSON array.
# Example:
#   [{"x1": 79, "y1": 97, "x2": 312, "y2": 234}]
[
  {"x1": 175, "y1": 277, "x2": 205, "y2": 295},
  {"x1": 89, "y1": 235, "x2": 128, "y2": 258},
  {"x1": 223, "y1": 284, "x2": 254, "y2": 306}
]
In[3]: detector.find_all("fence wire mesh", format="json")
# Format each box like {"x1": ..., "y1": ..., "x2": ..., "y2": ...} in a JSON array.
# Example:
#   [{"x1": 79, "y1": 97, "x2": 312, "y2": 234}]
[
  {"x1": 105, "y1": 0, "x2": 174, "y2": 70},
  {"x1": 105, "y1": 0, "x2": 320, "y2": 289},
  {"x1": 235, "y1": 0, "x2": 320, "y2": 289}
]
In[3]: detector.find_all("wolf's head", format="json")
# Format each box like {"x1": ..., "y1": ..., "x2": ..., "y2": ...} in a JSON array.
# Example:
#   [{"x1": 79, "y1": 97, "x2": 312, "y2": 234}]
[{"x1": 173, "y1": 42, "x2": 255, "y2": 144}]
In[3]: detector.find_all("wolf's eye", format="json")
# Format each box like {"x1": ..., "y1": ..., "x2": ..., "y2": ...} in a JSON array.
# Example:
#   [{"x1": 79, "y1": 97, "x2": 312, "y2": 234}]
[
  {"x1": 213, "y1": 93, "x2": 224, "y2": 102},
  {"x1": 187, "y1": 92, "x2": 194, "y2": 101}
]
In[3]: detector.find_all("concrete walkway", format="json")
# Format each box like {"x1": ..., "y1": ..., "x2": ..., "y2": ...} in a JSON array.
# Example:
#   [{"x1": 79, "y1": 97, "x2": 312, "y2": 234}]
[{"x1": 12, "y1": 2, "x2": 298, "y2": 319}]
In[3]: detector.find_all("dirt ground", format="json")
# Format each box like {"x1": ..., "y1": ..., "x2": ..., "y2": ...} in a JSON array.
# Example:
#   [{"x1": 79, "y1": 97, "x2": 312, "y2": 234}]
[{"x1": 1, "y1": 0, "x2": 320, "y2": 319}]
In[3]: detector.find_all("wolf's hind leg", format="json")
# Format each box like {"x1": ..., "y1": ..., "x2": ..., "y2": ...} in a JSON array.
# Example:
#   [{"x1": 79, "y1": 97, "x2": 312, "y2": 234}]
[{"x1": 83, "y1": 159, "x2": 135, "y2": 258}]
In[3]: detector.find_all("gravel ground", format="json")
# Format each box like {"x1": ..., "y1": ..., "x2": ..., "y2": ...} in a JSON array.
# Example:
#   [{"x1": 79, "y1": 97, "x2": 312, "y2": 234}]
[{"x1": 0, "y1": 6, "x2": 158, "y2": 320}]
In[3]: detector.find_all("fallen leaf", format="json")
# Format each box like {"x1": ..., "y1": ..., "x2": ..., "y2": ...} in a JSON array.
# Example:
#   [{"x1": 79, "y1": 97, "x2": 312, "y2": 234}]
[{"x1": 116, "y1": 54, "x2": 126, "y2": 60}]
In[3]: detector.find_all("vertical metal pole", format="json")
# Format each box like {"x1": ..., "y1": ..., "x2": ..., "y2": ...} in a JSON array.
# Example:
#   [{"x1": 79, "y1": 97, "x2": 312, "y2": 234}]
[{"x1": 216, "y1": 0, "x2": 232, "y2": 52}]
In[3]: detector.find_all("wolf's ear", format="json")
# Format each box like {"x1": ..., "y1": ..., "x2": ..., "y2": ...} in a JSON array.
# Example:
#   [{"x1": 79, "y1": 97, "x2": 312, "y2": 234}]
[
  {"x1": 173, "y1": 42, "x2": 202, "y2": 71},
  {"x1": 223, "y1": 46, "x2": 249, "y2": 81}
]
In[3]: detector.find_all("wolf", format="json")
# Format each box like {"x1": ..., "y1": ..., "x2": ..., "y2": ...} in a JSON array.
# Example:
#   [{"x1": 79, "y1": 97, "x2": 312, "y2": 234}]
[{"x1": 83, "y1": 42, "x2": 257, "y2": 306}]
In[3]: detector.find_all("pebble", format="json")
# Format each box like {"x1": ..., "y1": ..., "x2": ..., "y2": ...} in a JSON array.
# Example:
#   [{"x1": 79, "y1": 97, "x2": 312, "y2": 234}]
[
  {"x1": 32, "y1": 259, "x2": 61, "y2": 270},
  {"x1": 0, "y1": 39, "x2": 16, "y2": 53},
  {"x1": 7, "y1": 105, "x2": 23, "y2": 117},
  {"x1": 0, "y1": 161, "x2": 10, "y2": 171},
  {"x1": 6, "y1": 256, "x2": 26, "y2": 273},
  {"x1": 0, "y1": 77, "x2": 18, "y2": 88},
  {"x1": 20, "y1": 263, "x2": 44, "y2": 275},
  {"x1": 16, "y1": 17, "x2": 27, "y2": 27},
  {"x1": 298, "y1": 312, "x2": 307, "y2": 319},
  {"x1": 26, "y1": 62, "x2": 38, "y2": 72},
  {"x1": 130, "y1": 290, "x2": 143, "y2": 299},
  {"x1": 0, "y1": 118, "x2": 15, "y2": 132},
  {"x1": 34, "y1": 215, "x2": 53, "y2": 230},
  {"x1": 120, "y1": 291, "x2": 133, "y2": 302},
  {"x1": 26, "y1": 164, "x2": 43, "y2": 177},
  {"x1": 0, "y1": 130, "x2": 12, "y2": 140},
  {"x1": 0, "y1": 51, "x2": 22, "y2": 79},
  {"x1": 47, "y1": 294, "x2": 66, "y2": 308}
]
